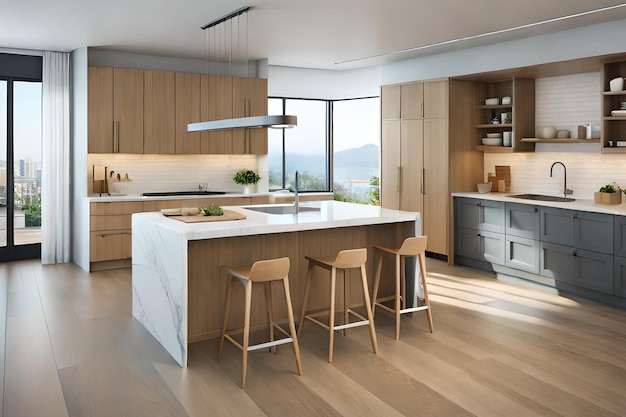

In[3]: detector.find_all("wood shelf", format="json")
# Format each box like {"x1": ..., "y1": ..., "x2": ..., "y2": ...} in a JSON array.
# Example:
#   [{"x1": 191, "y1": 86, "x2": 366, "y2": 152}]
[
  {"x1": 601, "y1": 146, "x2": 626, "y2": 153},
  {"x1": 520, "y1": 138, "x2": 600, "y2": 143},
  {"x1": 602, "y1": 91, "x2": 626, "y2": 96},
  {"x1": 475, "y1": 145, "x2": 513, "y2": 153},
  {"x1": 603, "y1": 116, "x2": 626, "y2": 121},
  {"x1": 476, "y1": 123, "x2": 513, "y2": 129},
  {"x1": 477, "y1": 104, "x2": 513, "y2": 109}
]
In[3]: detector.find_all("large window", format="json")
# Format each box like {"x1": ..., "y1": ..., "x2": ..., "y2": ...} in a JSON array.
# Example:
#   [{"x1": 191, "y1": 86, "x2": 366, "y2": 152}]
[{"x1": 269, "y1": 96, "x2": 380, "y2": 204}]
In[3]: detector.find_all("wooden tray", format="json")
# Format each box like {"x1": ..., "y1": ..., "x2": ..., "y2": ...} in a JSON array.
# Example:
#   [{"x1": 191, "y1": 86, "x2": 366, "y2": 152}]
[{"x1": 168, "y1": 209, "x2": 247, "y2": 223}]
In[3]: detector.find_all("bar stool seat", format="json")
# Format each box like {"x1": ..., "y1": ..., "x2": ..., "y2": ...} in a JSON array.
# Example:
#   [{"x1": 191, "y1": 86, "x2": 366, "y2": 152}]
[
  {"x1": 218, "y1": 257, "x2": 302, "y2": 388},
  {"x1": 372, "y1": 236, "x2": 433, "y2": 340},
  {"x1": 297, "y1": 248, "x2": 378, "y2": 362}
]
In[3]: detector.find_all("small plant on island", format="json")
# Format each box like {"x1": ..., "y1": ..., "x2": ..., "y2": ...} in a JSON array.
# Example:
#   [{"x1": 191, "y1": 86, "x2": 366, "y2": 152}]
[{"x1": 233, "y1": 169, "x2": 261, "y2": 186}]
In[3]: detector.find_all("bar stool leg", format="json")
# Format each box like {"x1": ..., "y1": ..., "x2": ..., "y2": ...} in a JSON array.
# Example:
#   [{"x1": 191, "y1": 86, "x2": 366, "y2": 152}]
[
  {"x1": 360, "y1": 264, "x2": 378, "y2": 354},
  {"x1": 282, "y1": 277, "x2": 303, "y2": 376},
  {"x1": 264, "y1": 282, "x2": 276, "y2": 352},
  {"x1": 297, "y1": 263, "x2": 314, "y2": 339},
  {"x1": 218, "y1": 276, "x2": 234, "y2": 362},
  {"x1": 241, "y1": 282, "x2": 252, "y2": 388},
  {"x1": 419, "y1": 252, "x2": 434, "y2": 333},
  {"x1": 328, "y1": 266, "x2": 337, "y2": 363},
  {"x1": 342, "y1": 269, "x2": 348, "y2": 337},
  {"x1": 394, "y1": 253, "x2": 402, "y2": 341},
  {"x1": 372, "y1": 252, "x2": 383, "y2": 315}
]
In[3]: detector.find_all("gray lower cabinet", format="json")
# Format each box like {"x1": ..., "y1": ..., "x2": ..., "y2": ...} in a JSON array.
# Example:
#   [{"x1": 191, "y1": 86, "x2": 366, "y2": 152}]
[
  {"x1": 614, "y1": 256, "x2": 626, "y2": 297},
  {"x1": 506, "y1": 234, "x2": 540, "y2": 274},
  {"x1": 456, "y1": 196, "x2": 624, "y2": 302},
  {"x1": 541, "y1": 242, "x2": 614, "y2": 294},
  {"x1": 506, "y1": 203, "x2": 539, "y2": 240},
  {"x1": 541, "y1": 207, "x2": 613, "y2": 254},
  {"x1": 456, "y1": 198, "x2": 504, "y2": 233},
  {"x1": 614, "y1": 216, "x2": 626, "y2": 258}
]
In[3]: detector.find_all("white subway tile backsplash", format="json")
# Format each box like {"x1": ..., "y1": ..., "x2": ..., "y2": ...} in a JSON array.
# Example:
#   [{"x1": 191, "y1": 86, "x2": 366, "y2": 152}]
[{"x1": 87, "y1": 154, "x2": 261, "y2": 195}]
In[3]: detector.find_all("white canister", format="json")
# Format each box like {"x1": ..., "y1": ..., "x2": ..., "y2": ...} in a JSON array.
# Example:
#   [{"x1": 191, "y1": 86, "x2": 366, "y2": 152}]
[
  {"x1": 609, "y1": 77, "x2": 624, "y2": 92},
  {"x1": 503, "y1": 131, "x2": 512, "y2": 146}
]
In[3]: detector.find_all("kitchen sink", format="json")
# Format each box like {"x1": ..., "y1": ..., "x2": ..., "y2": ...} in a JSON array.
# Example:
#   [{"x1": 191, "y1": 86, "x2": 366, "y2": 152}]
[
  {"x1": 243, "y1": 204, "x2": 321, "y2": 215},
  {"x1": 509, "y1": 193, "x2": 575, "y2": 202}
]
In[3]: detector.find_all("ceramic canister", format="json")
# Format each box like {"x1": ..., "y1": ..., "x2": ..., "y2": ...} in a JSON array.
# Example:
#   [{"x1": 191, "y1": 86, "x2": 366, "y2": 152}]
[{"x1": 609, "y1": 77, "x2": 624, "y2": 92}]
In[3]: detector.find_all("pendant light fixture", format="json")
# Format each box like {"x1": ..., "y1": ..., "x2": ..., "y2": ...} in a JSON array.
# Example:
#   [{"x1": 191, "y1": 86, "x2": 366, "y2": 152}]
[{"x1": 187, "y1": 6, "x2": 297, "y2": 132}]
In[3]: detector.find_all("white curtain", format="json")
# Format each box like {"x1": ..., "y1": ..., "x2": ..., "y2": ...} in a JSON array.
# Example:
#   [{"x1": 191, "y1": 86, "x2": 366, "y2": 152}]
[{"x1": 41, "y1": 51, "x2": 71, "y2": 264}]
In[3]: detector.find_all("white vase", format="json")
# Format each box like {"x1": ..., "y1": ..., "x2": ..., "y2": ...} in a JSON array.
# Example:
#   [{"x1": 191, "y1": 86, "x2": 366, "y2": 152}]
[
  {"x1": 609, "y1": 77, "x2": 624, "y2": 92},
  {"x1": 243, "y1": 184, "x2": 255, "y2": 194}
]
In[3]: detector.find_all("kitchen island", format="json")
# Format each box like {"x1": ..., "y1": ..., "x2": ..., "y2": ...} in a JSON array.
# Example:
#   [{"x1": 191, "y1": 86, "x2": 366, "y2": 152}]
[{"x1": 132, "y1": 201, "x2": 420, "y2": 366}]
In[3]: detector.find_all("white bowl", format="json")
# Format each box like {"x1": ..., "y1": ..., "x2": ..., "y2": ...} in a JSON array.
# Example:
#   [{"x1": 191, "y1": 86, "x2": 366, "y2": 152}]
[
  {"x1": 485, "y1": 98, "x2": 499, "y2": 105},
  {"x1": 477, "y1": 183, "x2": 492, "y2": 193},
  {"x1": 486, "y1": 133, "x2": 501, "y2": 138},
  {"x1": 482, "y1": 137, "x2": 502, "y2": 146},
  {"x1": 541, "y1": 126, "x2": 557, "y2": 139},
  {"x1": 501, "y1": 96, "x2": 512, "y2": 105}
]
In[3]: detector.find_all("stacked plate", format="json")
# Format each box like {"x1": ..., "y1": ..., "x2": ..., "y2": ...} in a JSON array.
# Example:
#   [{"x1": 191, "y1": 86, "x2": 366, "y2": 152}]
[{"x1": 482, "y1": 132, "x2": 502, "y2": 146}]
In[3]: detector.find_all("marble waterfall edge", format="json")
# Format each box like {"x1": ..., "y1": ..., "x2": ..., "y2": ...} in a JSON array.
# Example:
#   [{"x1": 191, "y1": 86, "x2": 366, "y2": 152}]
[{"x1": 132, "y1": 215, "x2": 188, "y2": 366}]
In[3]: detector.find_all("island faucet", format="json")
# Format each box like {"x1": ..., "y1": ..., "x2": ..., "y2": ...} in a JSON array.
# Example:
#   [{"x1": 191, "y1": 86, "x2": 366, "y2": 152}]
[
  {"x1": 550, "y1": 161, "x2": 573, "y2": 198},
  {"x1": 294, "y1": 170, "x2": 299, "y2": 213}
]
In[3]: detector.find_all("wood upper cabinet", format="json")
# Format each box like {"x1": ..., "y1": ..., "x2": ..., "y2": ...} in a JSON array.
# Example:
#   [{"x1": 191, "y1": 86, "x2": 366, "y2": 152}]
[
  {"x1": 175, "y1": 72, "x2": 201, "y2": 154},
  {"x1": 144, "y1": 70, "x2": 175, "y2": 154},
  {"x1": 200, "y1": 74, "x2": 233, "y2": 154},
  {"x1": 381, "y1": 85, "x2": 401, "y2": 120},
  {"x1": 88, "y1": 67, "x2": 114, "y2": 153},
  {"x1": 88, "y1": 67, "x2": 143, "y2": 154},
  {"x1": 231, "y1": 77, "x2": 268, "y2": 154},
  {"x1": 114, "y1": 68, "x2": 144, "y2": 153},
  {"x1": 400, "y1": 82, "x2": 424, "y2": 119}
]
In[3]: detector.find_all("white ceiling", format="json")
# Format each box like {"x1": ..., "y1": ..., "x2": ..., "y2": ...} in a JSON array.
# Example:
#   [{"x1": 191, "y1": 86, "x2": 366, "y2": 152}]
[{"x1": 2, "y1": 1, "x2": 626, "y2": 70}]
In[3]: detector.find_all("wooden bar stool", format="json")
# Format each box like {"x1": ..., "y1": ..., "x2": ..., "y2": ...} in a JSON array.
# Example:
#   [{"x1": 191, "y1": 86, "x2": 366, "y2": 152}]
[
  {"x1": 372, "y1": 236, "x2": 433, "y2": 340},
  {"x1": 297, "y1": 248, "x2": 378, "y2": 363},
  {"x1": 218, "y1": 257, "x2": 302, "y2": 388}
]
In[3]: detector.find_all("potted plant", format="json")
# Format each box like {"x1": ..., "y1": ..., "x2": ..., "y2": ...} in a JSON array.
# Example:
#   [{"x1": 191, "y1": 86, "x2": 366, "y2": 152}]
[
  {"x1": 594, "y1": 183, "x2": 624, "y2": 205},
  {"x1": 233, "y1": 169, "x2": 261, "y2": 194}
]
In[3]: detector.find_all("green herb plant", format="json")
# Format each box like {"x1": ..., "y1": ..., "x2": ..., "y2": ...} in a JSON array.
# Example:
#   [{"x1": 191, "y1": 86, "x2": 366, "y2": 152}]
[
  {"x1": 233, "y1": 169, "x2": 261, "y2": 186},
  {"x1": 598, "y1": 183, "x2": 626, "y2": 194},
  {"x1": 200, "y1": 204, "x2": 224, "y2": 216}
]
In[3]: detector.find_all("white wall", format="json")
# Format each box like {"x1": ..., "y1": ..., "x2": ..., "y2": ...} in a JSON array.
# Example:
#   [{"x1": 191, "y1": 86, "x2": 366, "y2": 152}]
[
  {"x1": 71, "y1": 47, "x2": 90, "y2": 270},
  {"x1": 268, "y1": 65, "x2": 381, "y2": 99}
]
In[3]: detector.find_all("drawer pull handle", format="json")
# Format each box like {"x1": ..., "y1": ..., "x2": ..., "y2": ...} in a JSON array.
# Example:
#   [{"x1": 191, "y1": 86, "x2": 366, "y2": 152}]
[{"x1": 534, "y1": 208, "x2": 538, "y2": 213}]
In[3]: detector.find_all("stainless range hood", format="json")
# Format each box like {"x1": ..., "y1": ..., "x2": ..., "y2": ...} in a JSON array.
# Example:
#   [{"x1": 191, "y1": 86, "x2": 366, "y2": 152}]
[{"x1": 187, "y1": 115, "x2": 297, "y2": 132}]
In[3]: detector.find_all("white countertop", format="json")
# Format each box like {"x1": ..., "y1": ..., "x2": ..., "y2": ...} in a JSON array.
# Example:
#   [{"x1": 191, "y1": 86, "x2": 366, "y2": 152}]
[
  {"x1": 453, "y1": 192, "x2": 626, "y2": 216},
  {"x1": 89, "y1": 191, "x2": 332, "y2": 203},
  {"x1": 132, "y1": 200, "x2": 420, "y2": 241}
]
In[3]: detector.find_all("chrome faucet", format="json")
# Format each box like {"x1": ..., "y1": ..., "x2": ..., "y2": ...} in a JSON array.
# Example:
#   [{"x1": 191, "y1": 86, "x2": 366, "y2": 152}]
[
  {"x1": 294, "y1": 170, "x2": 299, "y2": 213},
  {"x1": 550, "y1": 161, "x2": 573, "y2": 198}
]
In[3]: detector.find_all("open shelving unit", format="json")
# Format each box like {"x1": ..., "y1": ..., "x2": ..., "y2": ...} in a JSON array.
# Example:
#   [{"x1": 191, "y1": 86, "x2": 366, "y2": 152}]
[{"x1": 601, "y1": 61, "x2": 626, "y2": 153}]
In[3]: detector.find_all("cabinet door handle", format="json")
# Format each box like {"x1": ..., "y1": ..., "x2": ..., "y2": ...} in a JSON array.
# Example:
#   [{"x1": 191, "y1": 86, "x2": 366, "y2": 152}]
[
  {"x1": 534, "y1": 207, "x2": 538, "y2": 213},
  {"x1": 421, "y1": 102, "x2": 424, "y2": 118},
  {"x1": 572, "y1": 249, "x2": 577, "y2": 257},
  {"x1": 422, "y1": 169, "x2": 426, "y2": 195},
  {"x1": 572, "y1": 213, "x2": 578, "y2": 219},
  {"x1": 115, "y1": 121, "x2": 120, "y2": 153},
  {"x1": 397, "y1": 167, "x2": 402, "y2": 192}
]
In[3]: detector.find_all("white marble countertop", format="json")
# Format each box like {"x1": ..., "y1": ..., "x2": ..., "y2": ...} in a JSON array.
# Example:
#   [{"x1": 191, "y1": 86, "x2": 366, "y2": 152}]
[
  {"x1": 89, "y1": 191, "x2": 333, "y2": 203},
  {"x1": 132, "y1": 200, "x2": 420, "y2": 241},
  {"x1": 453, "y1": 192, "x2": 626, "y2": 216}
]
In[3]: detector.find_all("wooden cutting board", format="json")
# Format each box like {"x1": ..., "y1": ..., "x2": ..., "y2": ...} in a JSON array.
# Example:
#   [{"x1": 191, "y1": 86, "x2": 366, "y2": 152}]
[{"x1": 168, "y1": 209, "x2": 247, "y2": 223}]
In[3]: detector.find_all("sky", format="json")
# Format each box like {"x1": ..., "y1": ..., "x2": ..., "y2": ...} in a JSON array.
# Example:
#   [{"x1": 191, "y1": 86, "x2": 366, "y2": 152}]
[{"x1": 0, "y1": 80, "x2": 42, "y2": 164}]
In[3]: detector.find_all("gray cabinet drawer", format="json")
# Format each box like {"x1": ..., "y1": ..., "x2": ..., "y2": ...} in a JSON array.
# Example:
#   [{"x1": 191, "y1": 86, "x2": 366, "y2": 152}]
[
  {"x1": 455, "y1": 197, "x2": 504, "y2": 233},
  {"x1": 456, "y1": 228, "x2": 504, "y2": 265},
  {"x1": 541, "y1": 242, "x2": 613, "y2": 294},
  {"x1": 575, "y1": 211, "x2": 613, "y2": 255},
  {"x1": 506, "y1": 235, "x2": 540, "y2": 274},
  {"x1": 506, "y1": 202, "x2": 539, "y2": 240},
  {"x1": 540, "y1": 207, "x2": 574, "y2": 246}
]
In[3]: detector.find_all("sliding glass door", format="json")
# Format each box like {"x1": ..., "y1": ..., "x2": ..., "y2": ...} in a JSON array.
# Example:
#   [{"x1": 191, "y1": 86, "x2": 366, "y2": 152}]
[{"x1": 0, "y1": 57, "x2": 42, "y2": 261}]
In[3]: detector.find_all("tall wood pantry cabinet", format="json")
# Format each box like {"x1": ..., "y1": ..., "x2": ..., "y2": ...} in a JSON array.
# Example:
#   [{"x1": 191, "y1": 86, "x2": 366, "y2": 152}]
[{"x1": 380, "y1": 79, "x2": 449, "y2": 256}]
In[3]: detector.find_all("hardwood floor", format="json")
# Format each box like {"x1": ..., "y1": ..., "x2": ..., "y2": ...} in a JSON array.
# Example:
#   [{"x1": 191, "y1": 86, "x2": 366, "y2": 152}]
[{"x1": 2, "y1": 258, "x2": 626, "y2": 416}]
